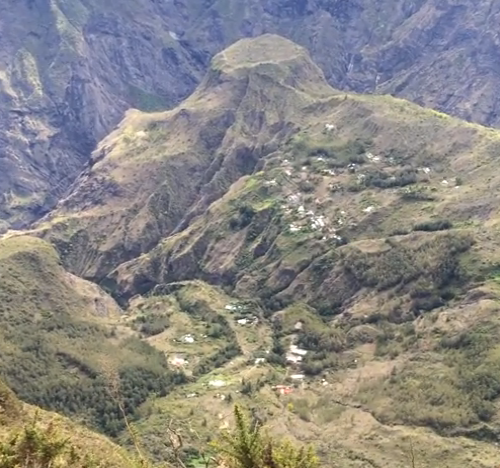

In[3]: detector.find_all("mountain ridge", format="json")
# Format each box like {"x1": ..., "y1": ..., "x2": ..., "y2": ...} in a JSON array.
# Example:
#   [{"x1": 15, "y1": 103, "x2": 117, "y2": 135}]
[
  {"x1": 2, "y1": 0, "x2": 500, "y2": 227},
  {"x1": 30, "y1": 35, "x2": 331, "y2": 281}
]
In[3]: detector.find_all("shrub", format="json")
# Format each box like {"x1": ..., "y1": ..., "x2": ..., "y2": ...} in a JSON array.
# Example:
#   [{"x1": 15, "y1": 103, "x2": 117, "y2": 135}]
[
  {"x1": 215, "y1": 405, "x2": 319, "y2": 468},
  {"x1": 297, "y1": 326, "x2": 346, "y2": 353},
  {"x1": 229, "y1": 205, "x2": 256, "y2": 230},
  {"x1": 364, "y1": 169, "x2": 417, "y2": 189},
  {"x1": 0, "y1": 419, "x2": 119, "y2": 468},
  {"x1": 342, "y1": 232, "x2": 471, "y2": 293},
  {"x1": 1, "y1": 405, "x2": 319, "y2": 468},
  {"x1": 132, "y1": 313, "x2": 169, "y2": 337},
  {"x1": 302, "y1": 353, "x2": 340, "y2": 375},
  {"x1": 389, "y1": 228, "x2": 410, "y2": 236},
  {"x1": 400, "y1": 188, "x2": 436, "y2": 201},
  {"x1": 298, "y1": 180, "x2": 315, "y2": 193},
  {"x1": 193, "y1": 342, "x2": 241, "y2": 375},
  {"x1": 413, "y1": 219, "x2": 453, "y2": 232},
  {"x1": 207, "y1": 324, "x2": 225, "y2": 339},
  {"x1": 366, "y1": 323, "x2": 500, "y2": 431}
]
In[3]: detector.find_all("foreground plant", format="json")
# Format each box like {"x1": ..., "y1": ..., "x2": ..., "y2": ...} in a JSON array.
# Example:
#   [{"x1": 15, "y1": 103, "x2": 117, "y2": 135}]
[{"x1": 215, "y1": 405, "x2": 319, "y2": 468}]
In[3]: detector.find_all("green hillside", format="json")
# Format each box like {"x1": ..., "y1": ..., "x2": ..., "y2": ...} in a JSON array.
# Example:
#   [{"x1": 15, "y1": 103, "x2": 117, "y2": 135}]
[
  {"x1": 3, "y1": 34, "x2": 500, "y2": 468},
  {"x1": 0, "y1": 380, "x2": 135, "y2": 468},
  {"x1": 0, "y1": 235, "x2": 184, "y2": 437}
]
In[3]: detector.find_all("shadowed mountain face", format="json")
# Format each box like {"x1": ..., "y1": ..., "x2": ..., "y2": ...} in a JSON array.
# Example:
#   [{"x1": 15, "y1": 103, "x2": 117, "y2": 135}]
[{"x1": 1, "y1": 0, "x2": 500, "y2": 226}]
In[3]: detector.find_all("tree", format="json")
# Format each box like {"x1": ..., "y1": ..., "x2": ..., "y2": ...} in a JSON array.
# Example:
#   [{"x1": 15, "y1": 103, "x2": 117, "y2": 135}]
[
  {"x1": 215, "y1": 405, "x2": 319, "y2": 468},
  {"x1": 0, "y1": 405, "x2": 320, "y2": 468},
  {"x1": 0, "y1": 417, "x2": 113, "y2": 468}
]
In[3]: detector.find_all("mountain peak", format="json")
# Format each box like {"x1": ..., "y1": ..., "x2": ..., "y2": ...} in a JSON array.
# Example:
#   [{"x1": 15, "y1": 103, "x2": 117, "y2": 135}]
[
  {"x1": 211, "y1": 34, "x2": 308, "y2": 72},
  {"x1": 203, "y1": 34, "x2": 332, "y2": 98}
]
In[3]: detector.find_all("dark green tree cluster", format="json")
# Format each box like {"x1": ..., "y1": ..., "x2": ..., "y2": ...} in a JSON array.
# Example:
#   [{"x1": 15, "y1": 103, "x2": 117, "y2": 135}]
[
  {"x1": 229, "y1": 205, "x2": 256, "y2": 230},
  {"x1": 2, "y1": 336, "x2": 185, "y2": 438},
  {"x1": 342, "y1": 232, "x2": 473, "y2": 313},
  {"x1": 363, "y1": 168, "x2": 417, "y2": 189},
  {"x1": 296, "y1": 325, "x2": 346, "y2": 376},
  {"x1": 193, "y1": 343, "x2": 241, "y2": 376},
  {"x1": 413, "y1": 219, "x2": 453, "y2": 232},
  {"x1": 132, "y1": 313, "x2": 170, "y2": 337}
]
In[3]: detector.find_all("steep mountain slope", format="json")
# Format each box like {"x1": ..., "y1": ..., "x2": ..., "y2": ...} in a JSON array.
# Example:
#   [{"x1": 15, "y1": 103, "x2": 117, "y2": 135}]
[
  {"x1": 2, "y1": 0, "x2": 500, "y2": 227},
  {"x1": 108, "y1": 88, "x2": 500, "y2": 309},
  {"x1": 0, "y1": 0, "x2": 205, "y2": 227},
  {"x1": 0, "y1": 234, "x2": 184, "y2": 436},
  {"x1": 119, "y1": 281, "x2": 500, "y2": 468},
  {"x1": 33, "y1": 35, "x2": 333, "y2": 280},
  {"x1": 17, "y1": 36, "x2": 500, "y2": 466},
  {"x1": 179, "y1": 0, "x2": 500, "y2": 128},
  {"x1": 0, "y1": 380, "x2": 133, "y2": 468},
  {"x1": 6, "y1": 30, "x2": 500, "y2": 467},
  {"x1": 34, "y1": 34, "x2": 500, "y2": 291}
]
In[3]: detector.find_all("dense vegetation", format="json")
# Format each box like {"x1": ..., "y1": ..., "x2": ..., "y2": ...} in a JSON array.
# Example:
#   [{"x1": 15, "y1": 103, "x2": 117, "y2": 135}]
[
  {"x1": 2, "y1": 334, "x2": 185, "y2": 437},
  {"x1": 291, "y1": 137, "x2": 372, "y2": 168},
  {"x1": 0, "y1": 237, "x2": 185, "y2": 437},
  {"x1": 3, "y1": 32, "x2": 500, "y2": 468},
  {"x1": 0, "y1": 403, "x2": 318, "y2": 468},
  {"x1": 174, "y1": 288, "x2": 242, "y2": 375},
  {"x1": 362, "y1": 321, "x2": 500, "y2": 432},
  {"x1": 132, "y1": 313, "x2": 170, "y2": 337},
  {"x1": 0, "y1": 422, "x2": 117, "y2": 468}
]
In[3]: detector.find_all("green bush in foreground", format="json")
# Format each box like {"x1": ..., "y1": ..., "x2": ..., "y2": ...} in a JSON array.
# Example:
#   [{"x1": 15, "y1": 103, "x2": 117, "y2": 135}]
[
  {"x1": 0, "y1": 420, "x2": 110, "y2": 468},
  {"x1": 0, "y1": 405, "x2": 318, "y2": 468},
  {"x1": 215, "y1": 405, "x2": 319, "y2": 468}
]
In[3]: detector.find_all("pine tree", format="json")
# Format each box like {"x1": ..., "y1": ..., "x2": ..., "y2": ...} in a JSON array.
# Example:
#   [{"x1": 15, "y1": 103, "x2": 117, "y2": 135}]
[{"x1": 215, "y1": 405, "x2": 319, "y2": 468}]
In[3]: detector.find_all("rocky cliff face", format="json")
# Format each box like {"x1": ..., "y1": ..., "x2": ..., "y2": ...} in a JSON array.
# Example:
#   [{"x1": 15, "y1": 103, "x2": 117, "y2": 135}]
[
  {"x1": 1, "y1": 0, "x2": 499, "y2": 226},
  {"x1": 0, "y1": 0, "x2": 206, "y2": 226}
]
